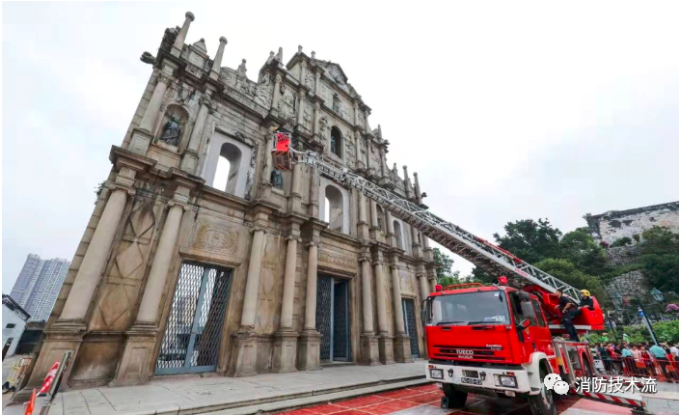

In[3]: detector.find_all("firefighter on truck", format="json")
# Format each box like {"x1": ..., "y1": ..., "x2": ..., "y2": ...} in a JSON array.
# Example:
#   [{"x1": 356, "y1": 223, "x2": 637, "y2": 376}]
[{"x1": 423, "y1": 276, "x2": 604, "y2": 415}]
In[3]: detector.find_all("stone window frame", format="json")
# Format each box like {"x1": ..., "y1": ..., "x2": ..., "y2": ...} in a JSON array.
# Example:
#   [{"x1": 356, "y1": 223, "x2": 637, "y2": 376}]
[{"x1": 319, "y1": 177, "x2": 350, "y2": 235}]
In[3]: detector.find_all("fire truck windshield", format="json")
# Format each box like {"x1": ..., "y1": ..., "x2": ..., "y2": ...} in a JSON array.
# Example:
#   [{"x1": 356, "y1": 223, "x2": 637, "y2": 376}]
[{"x1": 425, "y1": 291, "x2": 510, "y2": 326}]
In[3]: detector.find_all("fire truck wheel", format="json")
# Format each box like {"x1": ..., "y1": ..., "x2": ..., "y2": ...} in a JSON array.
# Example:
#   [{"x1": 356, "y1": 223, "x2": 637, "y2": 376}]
[
  {"x1": 528, "y1": 364, "x2": 557, "y2": 415},
  {"x1": 442, "y1": 384, "x2": 468, "y2": 408}
]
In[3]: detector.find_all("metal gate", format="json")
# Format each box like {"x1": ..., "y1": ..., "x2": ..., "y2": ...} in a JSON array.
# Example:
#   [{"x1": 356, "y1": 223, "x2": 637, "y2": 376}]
[
  {"x1": 317, "y1": 276, "x2": 333, "y2": 361},
  {"x1": 156, "y1": 263, "x2": 231, "y2": 375},
  {"x1": 317, "y1": 275, "x2": 351, "y2": 362},
  {"x1": 403, "y1": 299, "x2": 420, "y2": 358},
  {"x1": 332, "y1": 280, "x2": 350, "y2": 361}
]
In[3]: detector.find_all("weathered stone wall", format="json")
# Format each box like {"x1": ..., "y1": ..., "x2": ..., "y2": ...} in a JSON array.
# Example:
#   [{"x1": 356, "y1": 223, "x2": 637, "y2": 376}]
[
  {"x1": 605, "y1": 245, "x2": 642, "y2": 266},
  {"x1": 586, "y1": 201, "x2": 679, "y2": 245}
]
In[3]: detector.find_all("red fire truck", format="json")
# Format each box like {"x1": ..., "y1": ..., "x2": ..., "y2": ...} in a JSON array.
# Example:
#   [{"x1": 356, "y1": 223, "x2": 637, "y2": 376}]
[
  {"x1": 277, "y1": 145, "x2": 647, "y2": 414},
  {"x1": 424, "y1": 278, "x2": 605, "y2": 414}
]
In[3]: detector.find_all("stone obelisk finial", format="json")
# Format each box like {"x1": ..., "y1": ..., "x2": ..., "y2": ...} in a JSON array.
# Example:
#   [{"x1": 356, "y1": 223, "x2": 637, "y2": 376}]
[
  {"x1": 209, "y1": 36, "x2": 228, "y2": 80},
  {"x1": 172, "y1": 11, "x2": 195, "y2": 57}
]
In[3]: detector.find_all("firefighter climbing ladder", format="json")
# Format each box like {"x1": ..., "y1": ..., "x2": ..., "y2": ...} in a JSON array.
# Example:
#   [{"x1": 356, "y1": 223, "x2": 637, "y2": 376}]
[{"x1": 291, "y1": 149, "x2": 583, "y2": 302}]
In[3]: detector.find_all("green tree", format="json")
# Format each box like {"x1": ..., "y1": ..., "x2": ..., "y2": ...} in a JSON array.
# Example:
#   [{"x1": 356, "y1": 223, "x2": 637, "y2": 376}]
[
  {"x1": 559, "y1": 227, "x2": 610, "y2": 277},
  {"x1": 494, "y1": 219, "x2": 563, "y2": 264},
  {"x1": 432, "y1": 247, "x2": 454, "y2": 279},
  {"x1": 470, "y1": 266, "x2": 497, "y2": 284},
  {"x1": 534, "y1": 258, "x2": 605, "y2": 301},
  {"x1": 639, "y1": 226, "x2": 679, "y2": 293}
]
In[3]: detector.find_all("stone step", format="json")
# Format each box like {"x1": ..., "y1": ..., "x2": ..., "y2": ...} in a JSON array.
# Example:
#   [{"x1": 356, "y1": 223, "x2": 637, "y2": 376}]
[
  {"x1": 321, "y1": 361, "x2": 356, "y2": 368},
  {"x1": 200, "y1": 377, "x2": 430, "y2": 415}
]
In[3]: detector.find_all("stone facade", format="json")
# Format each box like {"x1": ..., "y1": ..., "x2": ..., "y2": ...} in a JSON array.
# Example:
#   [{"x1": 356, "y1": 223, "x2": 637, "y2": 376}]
[
  {"x1": 23, "y1": 12, "x2": 437, "y2": 390},
  {"x1": 585, "y1": 201, "x2": 679, "y2": 245}
]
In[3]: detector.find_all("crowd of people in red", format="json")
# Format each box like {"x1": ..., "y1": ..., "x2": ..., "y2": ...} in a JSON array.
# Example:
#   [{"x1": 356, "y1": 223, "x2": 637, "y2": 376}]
[{"x1": 594, "y1": 340, "x2": 679, "y2": 382}]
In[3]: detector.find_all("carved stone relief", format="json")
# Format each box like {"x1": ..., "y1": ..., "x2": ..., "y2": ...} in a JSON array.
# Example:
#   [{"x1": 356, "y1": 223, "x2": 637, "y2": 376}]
[
  {"x1": 304, "y1": 71, "x2": 314, "y2": 90},
  {"x1": 318, "y1": 247, "x2": 358, "y2": 273},
  {"x1": 255, "y1": 73, "x2": 273, "y2": 108},
  {"x1": 189, "y1": 218, "x2": 240, "y2": 255}
]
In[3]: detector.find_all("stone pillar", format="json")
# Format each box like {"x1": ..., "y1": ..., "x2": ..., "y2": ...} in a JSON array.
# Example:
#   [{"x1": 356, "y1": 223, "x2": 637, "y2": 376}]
[
  {"x1": 391, "y1": 263, "x2": 412, "y2": 363},
  {"x1": 419, "y1": 273, "x2": 430, "y2": 302},
  {"x1": 136, "y1": 203, "x2": 185, "y2": 323},
  {"x1": 314, "y1": 68, "x2": 322, "y2": 96},
  {"x1": 272, "y1": 74, "x2": 283, "y2": 115},
  {"x1": 363, "y1": 109, "x2": 370, "y2": 132},
  {"x1": 129, "y1": 73, "x2": 171, "y2": 155},
  {"x1": 180, "y1": 95, "x2": 211, "y2": 174},
  {"x1": 298, "y1": 240, "x2": 321, "y2": 370},
  {"x1": 411, "y1": 225, "x2": 422, "y2": 259},
  {"x1": 114, "y1": 190, "x2": 188, "y2": 386},
  {"x1": 357, "y1": 191, "x2": 370, "y2": 241},
  {"x1": 353, "y1": 101, "x2": 359, "y2": 127},
  {"x1": 360, "y1": 255, "x2": 379, "y2": 365},
  {"x1": 263, "y1": 131, "x2": 274, "y2": 186},
  {"x1": 59, "y1": 187, "x2": 130, "y2": 323},
  {"x1": 413, "y1": 172, "x2": 422, "y2": 204},
  {"x1": 288, "y1": 161, "x2": 303, "y2": 214},
  {"x1": 241, "y1": 228, "x2": 267, "y2": 328},
  {"x1": 273, "y1": 235, "x2": 300, "y2": 373},
  {"x1": 307, "y1": 166, "x2": 320, "y2": 219},
  {"x1": 374, "y1": 258, "x2": 394, "y2": 365},
  {"x1": 209, "y1": 36, "x2": 228, "y2": 80},
  {"x1": 422, "y1": 236, "x2": 433, "y2": 262},
  {"x1": 369, "y1": 200, "x2": 379, "y2": 240},
  {"x1": 230, "y1": 221, "x2": 267, "y2": 377},
  {"x1": 386, "y1": 211, "x2": 396, "y2": 247},
  {"x1": 171, "y1": 11, "x2": 195, "y2": 57},
  {"x1": 402, "y1": 165, "x2": 411, "y2": 199},
  {"x1": 299, "y1": 60, "x2": 307, "y2": 90},
  {"x1": 313, "y1": 101, "x2": 322, "y2": 138},
  {"x1": 297, "y1": 89, "x2": 306, "y2": 127},
  {"x1": 379, "y1": 147, "x2": 387, "y2": 178}
]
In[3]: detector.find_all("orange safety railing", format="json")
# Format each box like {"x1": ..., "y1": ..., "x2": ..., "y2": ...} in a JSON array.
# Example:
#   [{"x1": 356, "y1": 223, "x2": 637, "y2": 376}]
[{"x1": 598, "y1": 354, "x2": 679, "y2": 382}]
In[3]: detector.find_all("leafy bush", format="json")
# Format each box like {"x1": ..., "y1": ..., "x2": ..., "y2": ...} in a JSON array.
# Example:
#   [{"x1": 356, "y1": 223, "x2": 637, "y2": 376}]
[{"x1": 611, "y1": 237, "x2": 633, "y2": 247}]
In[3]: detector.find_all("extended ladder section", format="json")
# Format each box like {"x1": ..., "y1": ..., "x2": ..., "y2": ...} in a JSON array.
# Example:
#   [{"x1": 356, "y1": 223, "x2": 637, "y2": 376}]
[{"x1": 293, "y1": 149, "x2": 581, "y2": 302}]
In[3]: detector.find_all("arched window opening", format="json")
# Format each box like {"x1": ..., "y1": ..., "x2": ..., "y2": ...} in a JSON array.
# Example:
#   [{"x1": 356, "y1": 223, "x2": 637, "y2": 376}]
[
  {"x1": 330, "y1": 127, "x2": 342, "y2": 157},
  {"x1": 214, "y1": 157, "x2": 230, "y2": 191},
  {"x1": 376, "y1": 205, "x2": 386, "y2": 233},
  {"x1": 394, "y1": 220, "x2": 404, "y2": 250},
  {"x1": 217, "y1": 142, "x2": 242, "y2": 195},
  {"x1": 325, "y1": 185, "x2": 344, "y2": 232},
  {"x1": 332, "y1": 93, "x2": 340, "y2": 112}
]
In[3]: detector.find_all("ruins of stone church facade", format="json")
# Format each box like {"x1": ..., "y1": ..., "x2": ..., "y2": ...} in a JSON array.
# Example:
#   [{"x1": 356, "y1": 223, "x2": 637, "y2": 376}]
[{"x1": 26, "y1": 12, "x2": 438, "y2": 389}]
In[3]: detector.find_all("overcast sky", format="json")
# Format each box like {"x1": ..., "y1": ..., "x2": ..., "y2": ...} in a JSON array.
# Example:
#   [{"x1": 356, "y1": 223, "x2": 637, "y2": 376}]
[{"x1": 3, "y1": 2, "x2": 679, "y2": 292}]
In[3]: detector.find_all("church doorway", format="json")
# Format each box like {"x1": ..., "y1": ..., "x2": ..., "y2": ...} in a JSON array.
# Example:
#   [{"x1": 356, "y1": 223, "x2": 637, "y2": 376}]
[{"x1": 317, "y1": 275, "x2": 351, "y2": 363}]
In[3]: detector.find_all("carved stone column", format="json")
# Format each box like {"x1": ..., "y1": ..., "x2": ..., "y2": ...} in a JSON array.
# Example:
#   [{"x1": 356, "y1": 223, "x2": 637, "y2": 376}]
[
  {"x1": 229, "y1": 216, "x2": 268, "y2": 377},
  {"x1": 314, "y1": 68, "x2": 322, "y2": 97},
  {"x1": 369, "y1": 200, "x2": 380, "y2": 241},
  {"x1": 297, "y1": 89, "x2": 306, "y2": 127},
  {"x1": 272, "y1": 74, "x2": 283, "y2": 116},
  {"x1": 360, "y1": 254, "x2": 379, "y2": 366},
  {"x1": 307, "y1": 166, "x2": 320, "y2": 219},
  {"x1": 299, "y1": 60, "x2": 307, "y2": 91},
  {"x1": 129, "y1": 72, "x2": 171, "y2": 155},
  {"x1": 402, "y1": 165, "x2": 411, "y2": 199},
  {"x1": 386, "y1": 211, "x2": 396, "y2": 247},
  {"x1": 263, "y1": 130, "x2": 274, "y2": 186},
  {"x1": 114, "y1": 186, "x2": 189, "y2": 385},
  {"x1": 298, "y1": 239, "x2": 322, "y2": 370},
  {"x1": 411, "y1": 225, "x2": 422, "y2": 259},
  {"x1": 180, "y1": 94, "x2": 211, "y2": 174},
  {"x1": 419, "y1": 273, "x2": 430, "y2": 304},
  {"x1": 353, "y1": 101, "x2": 359, "y2": 127},
  {"x1": 313, "y1": 101, "x2": 322, "y2": 139},
  {"x1": 288, "y1": 160, "x2": 303, "y2": 214},
  {"x1": 363, "y1": 108, "x2": 370, "y2": 132},
  {"x1": 413, "y1": 172, "x2": 423, "y2": 204},
  {"x1": 391, "y1": 263, "x2": 412, "y2": 363},
  {"x1": 422, "y1": 236, "x2": 433, "y2": 262},
  {"x1": 171, "y1": 11, "x2": 195, "y2": 57},
  {"x1": 273, "y1": 234, "x2": 300, "y2": 373},
  {"x1": 209, "y1": 36, "x2": 227, "y2": 80},
  {"x1": 59, "y1": 169, "x2": 136, "y2": 324},
  {"x1": 357, "y1": 191, "x2": 370, "y2": 241},
  {"x1": 374, "y1": 257, "x2": 394, "y2": 365}
]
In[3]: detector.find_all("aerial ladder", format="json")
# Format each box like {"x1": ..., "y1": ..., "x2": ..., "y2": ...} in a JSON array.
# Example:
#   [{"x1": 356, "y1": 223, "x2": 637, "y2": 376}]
[
  {"x1": 280, "y1": 142, "x2": 581, "y2": 302},
  {"x1": 273, "y1": 134, "x2": 647, "y2": 413}
]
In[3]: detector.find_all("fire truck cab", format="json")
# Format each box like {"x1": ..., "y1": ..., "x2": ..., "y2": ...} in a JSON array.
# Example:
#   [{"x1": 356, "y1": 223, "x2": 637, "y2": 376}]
[{"x1": 424, "y1": 282, "x2": 603, "y2": 414}]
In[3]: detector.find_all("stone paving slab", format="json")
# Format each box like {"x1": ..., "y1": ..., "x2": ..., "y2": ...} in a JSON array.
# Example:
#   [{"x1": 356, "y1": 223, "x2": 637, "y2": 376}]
[{"x1": 47, "y1": 361, "x2": 425, "y2": 415}]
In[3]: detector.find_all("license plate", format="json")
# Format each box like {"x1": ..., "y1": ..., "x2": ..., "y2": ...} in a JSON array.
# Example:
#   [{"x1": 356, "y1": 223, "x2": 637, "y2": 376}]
[{"x1": 461, "y1": 377, "x2": 482, "y2": 385}]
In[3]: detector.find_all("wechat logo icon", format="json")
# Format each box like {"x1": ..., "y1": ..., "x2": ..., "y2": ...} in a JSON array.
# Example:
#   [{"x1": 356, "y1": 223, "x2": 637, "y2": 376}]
[{"x1": 544, "y1": 373, "x2": 569, "y2": 395}]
